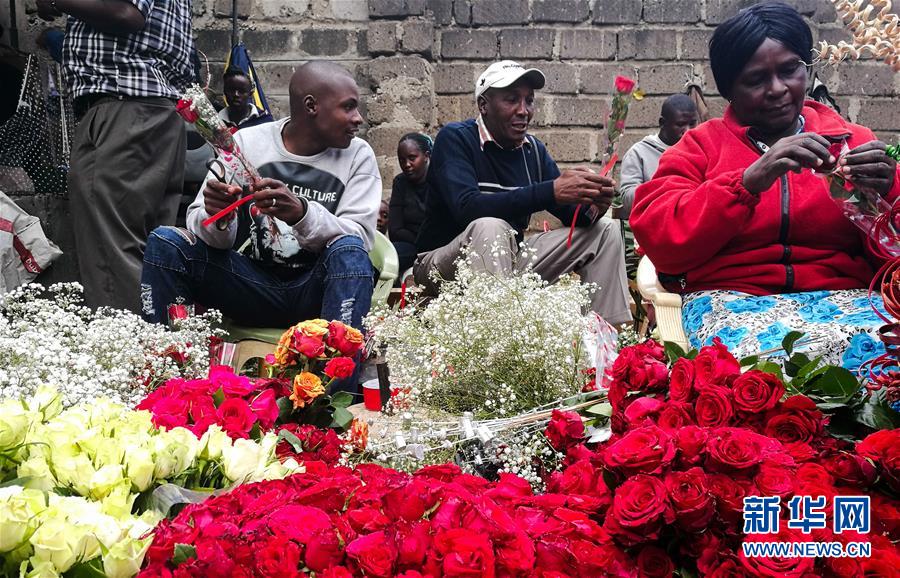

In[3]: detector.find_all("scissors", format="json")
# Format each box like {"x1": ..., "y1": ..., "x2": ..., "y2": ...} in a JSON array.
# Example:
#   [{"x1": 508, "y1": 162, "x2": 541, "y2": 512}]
[{"x1": 206, "y1": 158, "x2": 228, "y2": 184}]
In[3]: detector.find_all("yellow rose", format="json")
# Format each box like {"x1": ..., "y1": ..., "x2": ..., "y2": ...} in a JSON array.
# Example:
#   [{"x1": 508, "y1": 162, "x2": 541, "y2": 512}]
[
  {"x1": 87, "y1": 464, "x2": 127, "y2": 500},
  {"x1": 20, "y1": 560, "x2": 60, "y2": 578},
  {"x1": 30, "y1": 517, "x2": 80, "y2": 573},
  {"x1": 0, "y1": 487, "x2": 43, "y2": 553},
  {"x1": 289, "y1": 372, "x2": 324, "y2": 409},
  {"x1": 16, "y1": 456, "x2": 56, "y2": 491},
  {"x1": 349, "y1": 418, "x2": 369, "y2": 451}
]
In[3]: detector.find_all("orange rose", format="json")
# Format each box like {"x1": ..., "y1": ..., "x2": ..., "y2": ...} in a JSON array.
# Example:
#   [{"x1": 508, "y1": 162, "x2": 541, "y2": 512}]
[
  {"x1": 292, "y1": 320, "x2": 329, "y2": 359},
  {"x1": 349, "y1": 418, "x2": 369, "y2": 451},
  {"x1": 290, "y1": 372, "x2": 324, "y2": 409},
  {"x1": 326, "y1": 321, "x2": 364, "y2": 357},
  {"x1": 273, "y1": 330, "x2": 295, "y2": 366}
]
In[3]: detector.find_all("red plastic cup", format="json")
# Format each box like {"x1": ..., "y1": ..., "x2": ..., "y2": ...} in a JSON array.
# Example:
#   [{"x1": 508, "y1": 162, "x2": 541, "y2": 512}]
[{"x1": 362, "y1": 379, "x2": 382, "y2": 411}]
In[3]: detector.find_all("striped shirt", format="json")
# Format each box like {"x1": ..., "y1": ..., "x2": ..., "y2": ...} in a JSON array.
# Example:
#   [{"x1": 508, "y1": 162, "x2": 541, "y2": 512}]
[{"x1": 63, "y1": 0, "x2": 194, "y2": 100}]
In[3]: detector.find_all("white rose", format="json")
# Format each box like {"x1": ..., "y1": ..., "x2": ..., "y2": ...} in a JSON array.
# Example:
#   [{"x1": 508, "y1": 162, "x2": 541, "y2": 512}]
[
  {"x1": 16, "y1": 456, "x2": 56, "y2": 491},
  {"x1": 197, "y1": 425, "x2": 231, "y2": 461},
  {"x1": 157, "y1": 428, "x2": 198, "y2": 477},
  {"x1": 124, "y1": 447, "x2": 154, "y2": 492},
  {"x1": 50, "y1": 454, "x2": 93, "y2": 495},
  {"x1": 102, "y1": 536, "x2": 152, "y2": 578},
  {"x1": 222, "y1": 438, "x2": 264, "y2": 482},
  {"x1": 0, "y1": 488, "x2": 39, "y2": 552},
  {"x1": 27, "y1": 386, "x2": 62, "y2": 421},
  {"x1": 0, "y1": 401, "x2": 30, "y2": 451},
  {"x1": 19, "y1": 560, "x2": 60, "y2": 578},
  {"x1": 87, "y1": 464, "x2": 126, "y2": 500},
  {"x1": 29, "y1": 518, "x2": 79, "y2": 573}
]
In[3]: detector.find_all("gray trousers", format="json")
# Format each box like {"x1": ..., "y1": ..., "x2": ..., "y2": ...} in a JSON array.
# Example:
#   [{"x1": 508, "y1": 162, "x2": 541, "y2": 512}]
[
  {"x1": 68, "y1": 97, "x2": 185, "y2": 312},
  {"x1": 413, "y1": 217, "x2": 633, "y2": 325}
]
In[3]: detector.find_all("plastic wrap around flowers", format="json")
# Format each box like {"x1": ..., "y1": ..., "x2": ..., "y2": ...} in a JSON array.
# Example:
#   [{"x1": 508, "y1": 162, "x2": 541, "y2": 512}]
[{"x1": 176, "y1": 85, "x2": 262, "y2": 227}]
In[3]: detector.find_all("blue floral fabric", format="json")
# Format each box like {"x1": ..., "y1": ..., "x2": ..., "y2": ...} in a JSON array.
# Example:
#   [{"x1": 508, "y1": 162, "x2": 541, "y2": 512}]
[{"x1": 682, "y1": 290, "x2": 887, "y2": 375}]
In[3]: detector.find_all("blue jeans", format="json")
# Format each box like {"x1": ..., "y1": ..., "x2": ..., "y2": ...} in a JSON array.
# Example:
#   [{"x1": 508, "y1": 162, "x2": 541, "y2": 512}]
[{"x1": 140, "y1": 227, "x2": 374, "y2": 393}]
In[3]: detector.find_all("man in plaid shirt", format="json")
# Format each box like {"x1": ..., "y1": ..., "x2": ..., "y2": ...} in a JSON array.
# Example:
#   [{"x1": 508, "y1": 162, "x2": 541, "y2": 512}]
[{"x1": 37, "y1": 0, "x2": 193, "y2": 313}]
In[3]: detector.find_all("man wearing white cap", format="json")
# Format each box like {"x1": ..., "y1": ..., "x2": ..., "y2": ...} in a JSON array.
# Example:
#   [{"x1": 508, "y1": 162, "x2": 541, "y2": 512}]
[{"x1": 413, "y1": 60, "x2": 632, "y2": 325}]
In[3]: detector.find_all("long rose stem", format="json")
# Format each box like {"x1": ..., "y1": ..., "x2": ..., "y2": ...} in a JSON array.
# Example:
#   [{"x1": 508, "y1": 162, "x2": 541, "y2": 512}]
[{"x1": 566, "y1": 152, "x2": 619, "y2": 249}]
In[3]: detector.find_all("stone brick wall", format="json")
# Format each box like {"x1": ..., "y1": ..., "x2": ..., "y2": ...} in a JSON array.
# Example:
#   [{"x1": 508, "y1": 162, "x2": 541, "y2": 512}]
[{"x1": 3, "y1": 0, "x2": 900, "y2": 248}]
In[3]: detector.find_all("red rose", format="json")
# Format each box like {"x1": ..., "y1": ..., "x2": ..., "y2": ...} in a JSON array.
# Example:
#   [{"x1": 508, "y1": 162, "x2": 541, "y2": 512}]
[
  {"x1": 216, "y1": 398, "x2": 258, "y2": 438},
  {"x1": 148, "y1": 396, "x2": 189, "y2": 430},
  {"x1": 433, "y1": 528, "x2": 496, "y2": 578},
  {"x1": 871, "y1": 493, "x2": 900, "y2": 539},
  {"x1": 383, "y1": 477, "x2": 438, "y2": 522},
  {"x1": 395, "y1": 521, "x2": 432, "y2": 569},
  {"x1": 668, "y1": 357, "x2": 696, "y2": 402},
  {"x1": 754, "y1": 463, "x2": 796, "y2": 499},
  {"x1": 883, "y1": 446, "x2": 900, "y2": 493},
  {"x1": 708, "y1": 473, "x2": 749, "y2": 526},
  {"x1": 739, "y1": 527, "x2": 816, "y2": 577},
  {"x1": 346, "y1": 531, "x2": 398, "y2": 578},
  {"x1": 822, "y1": 451, "x2": 877, "y2": 487},
  {"x1": 544, "y1": 410, "x2": 585, "y2": 451},
  {"x1": 305, "y1": 529, "x2": 345, "y2": 572},
  {"x1": 604, "y1": 474, "x2": 674, "y2": 547},
  {"x1": 546, "y1": 460, "x2": 612, "y2": 514},
  {"x1": 707, "y1": 558, "x2": 750, "y2": 578},
  {"x1": 324, "y1": 356, "x2": 356, "y2": 379},
  {"x1": 295, "y1": 331, "x2": 326, "y2": 359},
  {"x1": 255, "y1": 538, "x2": 301, "y2": 578},
  {"x1": 319, "y1": 568, "x2": 355, "y2": 578},
  {"x1": 694, "y1": 386, "x2": 734, "y2": 428},
  {"x1": 327, "y1": 321, "x2": 364, "y2": 357},
  {"x1": 693, "y1": 338, "x2": 741, "y2": 386},
  {"x1": 666, "y1": 467, "x2": 715, "y2": 532},
  {"x1": 250, "y1": 388, "x2": 279, "y2": 430},
  {"x1": 176, "y1": 98, "x2": 199, "y2": 122},
  {"x1": 707, "y1": 427, "x2": 780, "y2": 473},
  {"x1": 856, "y1": 429, "x2": 898, "y2": 461},
  {"x1": 609, "y1": 341, "x2": 669, "y2": 395},
  {"x1": 657, "y1": 401, "x2": 695, "y2": 430},
  {"x1": 614, "y1": 75, "x2": 637, "y2": 94},
  {"x1": 636, "y1": 545, "x2": 674, "y2": 578},
  {"x1": 623, "y1": 396, "x2": 665, "y2": 427},
  {"x1": 764, "y1": 395, "x2": 825, "y2": 445},
  {"x1": 825, "y1": 556, "x2": 862, "y2": 578},
  {"x1": 782, "y1": 441, "x2": 816, "y2": 464},
  {"x1": 674, "y1": 425, "x2": 708, "y2": 468},
  {"x1": 534, "y1": 534, "x2": 577, "y2": 576},
  {"x1": 208, "y1": 364, "x2": 256, "y2": 396},
  {"x1": 732, "y1": 370, "x2": 785, "y2": 413},
  {"x1": 602, "y1": 425, "x2": 676, "y2": 476}
]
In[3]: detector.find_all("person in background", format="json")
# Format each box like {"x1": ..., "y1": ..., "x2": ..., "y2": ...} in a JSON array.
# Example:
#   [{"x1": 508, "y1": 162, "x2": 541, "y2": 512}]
[
  {"x1": 377, "y1": 199, "x2": 389, "y2": 235},
  {"x1": 616, "y1": 94, "x2": 698, "y2": 220},
  {"x1": 415, "y1": 60, "x2": 631, "y2": 325},
  {"x1": 219, "y1": 67, "x2": 266, "y2": 129},
  {"x1": 36, "y1": 0, "x2": 193, "y2": 313},
  {"x1": 389, "y1": 132, "x2": 432, "y2": 274},
  {"x1": 630, "y1": 2, "x2": 900, "y2": 373}
]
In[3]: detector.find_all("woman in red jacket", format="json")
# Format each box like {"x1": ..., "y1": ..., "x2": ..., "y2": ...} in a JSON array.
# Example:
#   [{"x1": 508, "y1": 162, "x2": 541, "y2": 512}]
[{"x1": 631, "y1": 2, "x2": 900, "y2": 374}]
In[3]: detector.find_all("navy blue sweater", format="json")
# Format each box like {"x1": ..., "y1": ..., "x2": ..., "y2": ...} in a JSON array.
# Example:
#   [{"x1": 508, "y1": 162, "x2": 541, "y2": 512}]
[{"x1": 416, "y1": 119, "x2": 592, "y2": 252}]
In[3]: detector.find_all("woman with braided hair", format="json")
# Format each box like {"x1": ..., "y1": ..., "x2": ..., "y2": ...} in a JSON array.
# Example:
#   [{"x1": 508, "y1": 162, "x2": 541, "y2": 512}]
[{"x1": 390, "y1": 132, "x2": 434, "y2": 275}]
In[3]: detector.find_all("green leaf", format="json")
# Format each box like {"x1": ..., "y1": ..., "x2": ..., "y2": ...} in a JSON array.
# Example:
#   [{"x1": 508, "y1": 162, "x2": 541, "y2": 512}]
[
  {"x1": 172, "y1": 543, "x2": 197, "y2": 567},
  {"x1": 276, "y1": 396, "x2": 294, "y2": 424},
  {"x1": 64, "y1": 559, "x2": 106, "y2": 578},
  {"x1": 739, "y1": 355, "x2": 759, "y2": 367},
  {"x1": 586, "y1": 402, "x2": 612, "y2": 417},
  {"x1": 0, "y1": 476, "x2": 32, "y2": 489},
  {"x1": 330, "y1": 391, "x2": 355, "y2": 409},
  {"x1": 212, "y1": 387, "x2": 225, "y2": 408},
  {"x1": 853, "y1": 393, "x2": 900, "y2": 432},
  {"x1": 664, "y1": 341, "x2": 687, "y2": 364},
  {"x1": 781, "y1": 331, "x2": 805, "y2": 356},
  {"x1": 330, "y1": 407, "x2": 354, "y2": 431},
  {"x1": 807, "y1": 366, "x2": 859, "y2": 400},
  {"x1": 755, "y1": 361, "x2": 784, "y2": 382},
  {"x1": 276, "y1": 429, "x2": 305, "y2": 453},
  {"x1": 248, "y1": 422, "x2": 262, "y2": 441},
  {"x1": 815, "y1": 402, "x2": 850, "y2": 412}
]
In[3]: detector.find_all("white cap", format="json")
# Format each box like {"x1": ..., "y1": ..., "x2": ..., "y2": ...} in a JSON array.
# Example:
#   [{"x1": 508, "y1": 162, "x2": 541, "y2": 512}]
[{"x1": 475, "y1": 60, "x2": 546, "y2": 99}]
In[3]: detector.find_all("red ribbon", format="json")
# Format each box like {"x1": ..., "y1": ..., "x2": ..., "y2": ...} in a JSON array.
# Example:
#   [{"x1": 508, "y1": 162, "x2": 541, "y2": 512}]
[
  {"x1": 202, "y1": 194, "x2": 255, "y2": 227},
  {"x1": 566, "y1": 153, "x2": 619, "y2": 249}
]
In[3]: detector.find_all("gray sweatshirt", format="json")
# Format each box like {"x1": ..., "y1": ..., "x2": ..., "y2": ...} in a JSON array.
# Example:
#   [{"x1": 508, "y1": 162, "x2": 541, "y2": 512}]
[
  {"x1": 186, "y1": 117, "x2": 382, "y2": 267},
  {"x1": 617, "y1": 133, "x2": 669, "y2": 220}
]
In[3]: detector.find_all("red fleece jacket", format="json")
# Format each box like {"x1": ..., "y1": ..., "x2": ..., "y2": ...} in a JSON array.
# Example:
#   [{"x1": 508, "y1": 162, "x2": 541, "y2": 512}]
[{"x1": 631, "y1": 101, "x2": 900, "y2": 295}]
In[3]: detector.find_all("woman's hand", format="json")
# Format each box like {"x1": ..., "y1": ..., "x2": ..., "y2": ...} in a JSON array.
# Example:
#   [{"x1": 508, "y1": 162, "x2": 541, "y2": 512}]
[
  {"x1": 742, "y1": 132, "x2": 835, "y2": 194},
  {"x1": 839, "y1": 140, "x2": 897, "y2": 198}
]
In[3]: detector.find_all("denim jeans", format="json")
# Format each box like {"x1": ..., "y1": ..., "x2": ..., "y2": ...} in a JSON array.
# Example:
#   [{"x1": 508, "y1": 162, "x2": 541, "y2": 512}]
[{"x1": 140, "y1": 227, "x2": 374, "y2": 394}]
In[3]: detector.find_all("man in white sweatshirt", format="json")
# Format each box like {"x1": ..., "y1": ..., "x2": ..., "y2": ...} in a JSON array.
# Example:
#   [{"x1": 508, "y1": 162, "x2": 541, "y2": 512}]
[
  {"x1": 139, "y1": 62, "x2": 381, "y2": 338},
  {"x1": 615, "y1": 93, "x2": 698, "y2": 220}
]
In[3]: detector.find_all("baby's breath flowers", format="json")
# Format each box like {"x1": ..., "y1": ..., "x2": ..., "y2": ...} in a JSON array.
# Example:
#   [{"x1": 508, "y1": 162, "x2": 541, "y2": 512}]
[
  {"x1": 367, "y1": 255, "x2": 593, "y2": 419},
  {"x1": 0, "y1": 283, "x2": 222, "y2": 408}
]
